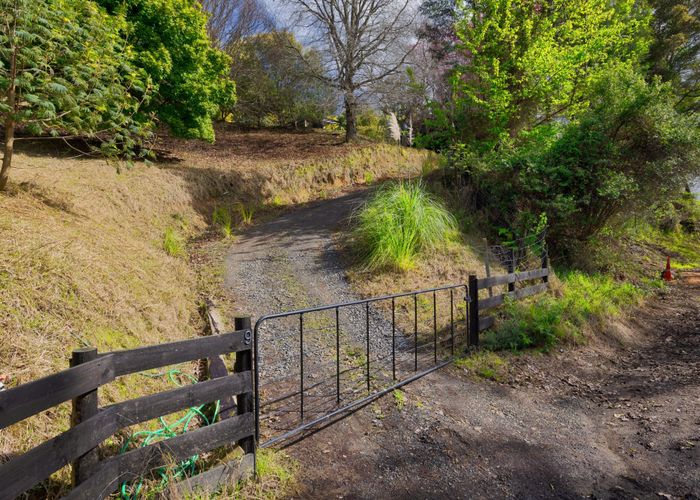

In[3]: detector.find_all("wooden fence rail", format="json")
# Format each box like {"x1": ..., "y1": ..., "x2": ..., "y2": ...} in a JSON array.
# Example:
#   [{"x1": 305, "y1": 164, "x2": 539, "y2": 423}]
[
  {"x1": 468, "y1": 262, "x2": 550, "y2": 346},
  {"x1": 0, "y1": 321, "x2": 255, "y2": 500}
]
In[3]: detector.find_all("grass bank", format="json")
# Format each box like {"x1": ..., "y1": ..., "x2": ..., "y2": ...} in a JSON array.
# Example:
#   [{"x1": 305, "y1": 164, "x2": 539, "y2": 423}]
[{"x1": 0, "y1": 128, "x2": 433, "y2": 491}]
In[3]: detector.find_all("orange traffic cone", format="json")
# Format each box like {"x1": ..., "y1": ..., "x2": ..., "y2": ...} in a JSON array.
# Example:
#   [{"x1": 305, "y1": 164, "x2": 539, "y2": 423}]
[{"x1": 662, "y1": 256, "x2": 674, "y2": 281}]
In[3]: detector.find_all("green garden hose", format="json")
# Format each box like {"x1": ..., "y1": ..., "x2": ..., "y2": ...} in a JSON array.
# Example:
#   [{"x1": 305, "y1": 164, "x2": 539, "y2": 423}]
[{"x1": 119, "y1": 369, "x2": 220, "y2": 499}]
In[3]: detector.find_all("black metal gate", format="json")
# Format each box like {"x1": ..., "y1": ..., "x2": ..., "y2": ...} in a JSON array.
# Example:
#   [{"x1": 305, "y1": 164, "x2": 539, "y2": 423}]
[{"x1": 253, "y1": 284, "x2": 470, "y2": 448}]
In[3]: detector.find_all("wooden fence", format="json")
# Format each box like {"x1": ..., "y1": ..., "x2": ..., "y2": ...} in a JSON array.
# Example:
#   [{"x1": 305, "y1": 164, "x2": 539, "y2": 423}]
[
  {"x1": 468, "y1": 264, "x2": 550, "y2": 345},
  {"x1": 0, "y1": 317, "x2": 255, "y2": 500},
  {"x1": 0, "y1": 261, "x2": 551, "y2": 499}
]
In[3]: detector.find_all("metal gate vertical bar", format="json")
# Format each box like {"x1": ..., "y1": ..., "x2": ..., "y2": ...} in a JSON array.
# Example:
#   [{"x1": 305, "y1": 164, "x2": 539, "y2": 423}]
[
  {"x1": 335, "y1": 306, "x2": 340, "y2": 405},
  {"x1": 299, "y1": 313, "x2": 304, "y2": 422},
  {"x1": 450, "y1": 289, "x2": 455, "y2": 356},
  {"x1": 365, "y1": 302, "x2": 370, "y2": 394},
  {"x1": 391, "y1": 297, "x2": 396, "y2": 381},
  {"x1": 413, "y1": 294, "x2": 418, "y2": 371},
  {"x1": 433, "y1": 291, "x2": 437, "y2": 364}
]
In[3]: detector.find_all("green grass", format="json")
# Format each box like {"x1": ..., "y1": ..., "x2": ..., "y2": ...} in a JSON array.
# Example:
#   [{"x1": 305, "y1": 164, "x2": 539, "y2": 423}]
[
  {"x1": 212, "y1": 206, "x2": 233, "y2": 238},
  {"x1": 236, "y1": 202, "x2": 254, "y2": 226},
  {"x1": 233, "y1": 448, "x2": 298, "y2": 499},
  {"x1": 483, "y1": 271, "x2": 644, "y2": 351},
  {"x1": 633, "y1": 224, "x2": 700, "y2": 270},
  {"x1": 392, "y1": 389, "x2": 406, "y2": 410},
  {"x1": 162, "y1": 227, "x2": 186, "y2": 257},
  {"x1": 455, "y1": 351, "x2": 508, "y2": 381},
  {"x1": 256, "y1": 449, "x2": 296, "y2": 485},
  {"x1": 352, "y1": 181, "x2": 458, "y2": 271}
]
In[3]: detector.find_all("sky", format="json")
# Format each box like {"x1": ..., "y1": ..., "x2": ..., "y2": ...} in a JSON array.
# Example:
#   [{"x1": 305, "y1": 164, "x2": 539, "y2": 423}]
[{"x1": 262, "y1": 0, "x2": 295, "y2": 30}]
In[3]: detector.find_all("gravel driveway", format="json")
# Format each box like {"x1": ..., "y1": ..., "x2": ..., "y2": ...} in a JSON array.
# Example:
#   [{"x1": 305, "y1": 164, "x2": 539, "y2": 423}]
[{"x1": 224, "y1": 192, "x2": 700, "y2": 499}]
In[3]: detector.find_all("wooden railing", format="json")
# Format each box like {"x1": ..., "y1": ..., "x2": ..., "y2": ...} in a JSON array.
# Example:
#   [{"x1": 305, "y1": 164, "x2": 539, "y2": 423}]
[
  {"x1": 468, "y1": 265, "x2": 550, "y2": 345},
  {"x1": 0, "y1": 320, "x2": 255, "y2": 500}
]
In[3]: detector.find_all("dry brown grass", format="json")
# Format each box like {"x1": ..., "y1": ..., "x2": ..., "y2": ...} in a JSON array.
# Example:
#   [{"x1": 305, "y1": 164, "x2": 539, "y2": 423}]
[{"x1": 0, "y1": 128, "x2": 431, "y2": 493}]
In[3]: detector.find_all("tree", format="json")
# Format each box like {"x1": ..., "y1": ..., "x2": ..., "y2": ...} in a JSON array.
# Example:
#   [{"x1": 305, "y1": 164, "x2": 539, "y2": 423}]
[
  {"x1": 0, "y1": 0, "x2": 152, "y2": 191},
  {"x1": 287, "y1": 0, "x2": 418, "y2": 142},
  {"x1": 97, "y1": 0, "x2": 236, "y2": 142},
  {"x1": 647, "y1": 0, "x2": 700, "y2": 113},
  {"x1": 228, "y1": 31, "x2": 334, "y2": 128},
  {"x1": 419, "y1": 0, "x2": 459, "y2": 64},
  {"x1": 200, "y1": 0, "x2": 275, "y2": 48},
  {"x1": 457, "y1": 65, "x2": 700, "y2": 245},
  {"x1": 451, "y1": 0, "x2": 650, "y2": 144}
]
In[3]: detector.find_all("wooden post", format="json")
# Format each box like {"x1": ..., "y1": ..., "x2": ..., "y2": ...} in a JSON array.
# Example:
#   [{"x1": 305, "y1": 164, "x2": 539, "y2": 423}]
[
  {"x1": 541, "y1": 244, "x2": 549, "y2": 284},
  {"x1": 70, "y1": 347, "x2": 100, "y2": 486},
  {"x1": 234, "y1": 316, "x2": 255, "y2": 455},
  {"x1": 483, "y1": 238, "x2": 493, "y2": 297},
  {"x1": 507, "y1": 249, "x2": 516, "y2": 293},
  {"x1": 204, "y1": 301, "x2": 236, "y2": 419},
  {"x1": 468, "y1": 275, "x2": 479, "y2": 347}
]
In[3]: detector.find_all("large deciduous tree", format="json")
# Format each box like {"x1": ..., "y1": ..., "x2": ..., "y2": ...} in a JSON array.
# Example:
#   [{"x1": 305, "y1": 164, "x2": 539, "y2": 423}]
[
  {"x1": 0, "y1": 0, "x2": 152, "y2": 191},
  {"x1": 97, "y1": 0, "x2": 236, "y2": 142},
  {"x1": 288, "y1": 0, "x2": 418, "y2": 142}
]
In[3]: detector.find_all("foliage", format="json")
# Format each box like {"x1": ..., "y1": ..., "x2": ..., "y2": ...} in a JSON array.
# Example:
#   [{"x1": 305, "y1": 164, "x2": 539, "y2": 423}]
[
  {"x1": 449, "y1": 0, "x2": 650, "y2": 144},
  {"x1": 0, "y1": 0, "x2": 152, "y2": 189},
  {"x1": 356, "y1": 108, "x2": 388, "y2": 142},
  {"x1": 419, "y1": 0, "x2": 459, "y2": 63},
  {"x1": 392, "y1": 389, "x2": 406, "y2": 410},
  {"x1": 455, "y1": 65, "x2": 700, "y2": 246},
  {"x1": 237, "y1": 202, "x2": 254, "y2": 226},
  {"x1": 483, "y1": 272, "x2": 643, "y2": 351},
  {"x1": 622, "y1": 195, "x2": 700, "y2": 269},
  {"x1": 228, "y1": 31, "x2": 332, "y2": 128},
  {"x1": 635, "y1": 224, "x2": 700, "y2": 270},
  {"x1": 352, "y1": 182, "x2": 458, "y2": 271},
  {"x1": 652, "y1": 191, "x2": 700, "y2": 233},
  {"x1": 212, "y1": 206, "x2": 233, "y2": 238},
  {"x1": 97, "y1": 0, "x2": 235, "y2": 141},
  {"x1": 647, "y1": 0, "x2": 700, "y2": 113},
  {"x1": 162, "y1": 227, "x2": 186, "y2": 257}
]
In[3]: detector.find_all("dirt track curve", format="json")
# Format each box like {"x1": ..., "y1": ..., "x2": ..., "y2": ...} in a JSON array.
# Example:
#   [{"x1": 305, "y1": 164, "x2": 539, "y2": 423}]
[{"x1": 224, "y1": 191, "x2": 700, "y2": 499}]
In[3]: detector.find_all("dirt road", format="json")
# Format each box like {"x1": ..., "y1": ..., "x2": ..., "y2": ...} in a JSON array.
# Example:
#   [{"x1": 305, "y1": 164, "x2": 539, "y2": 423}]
[{"x1": 224, "y1": 192, "x2": 700, "y2": 499}]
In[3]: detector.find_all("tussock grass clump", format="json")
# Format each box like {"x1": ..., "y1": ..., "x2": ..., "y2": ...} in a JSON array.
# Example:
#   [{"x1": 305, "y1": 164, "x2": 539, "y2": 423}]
[
  {"x1": 236, "y1": 202, "x2": 254, "y2": 226},
  {"x1": 162, "y1": 227, "x2": 186, "y2": 257},
  {"x1": 353, "y1": 182, "x2": 458, "y2": 271},
  {"x1": 212, "y1": 206, "x2": 233, "y2": 238}
]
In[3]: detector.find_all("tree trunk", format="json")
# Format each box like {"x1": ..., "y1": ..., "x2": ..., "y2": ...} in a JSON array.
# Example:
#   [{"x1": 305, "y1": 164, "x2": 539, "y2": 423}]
[
  {"x1": 0, "y1": 121, "x2": 14, "y2": 192},
  {"x1": 0, "y1": 39, "x2": 17, "y2": 192},
  {"x1": 344, "y1": 93, "x2": 358, "y2": 143}
]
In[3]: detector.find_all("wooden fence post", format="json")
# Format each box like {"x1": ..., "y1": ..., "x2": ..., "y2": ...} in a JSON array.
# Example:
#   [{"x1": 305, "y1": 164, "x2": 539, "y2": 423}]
[
  {"x1": 70, "y1": 347, "x2": 99, "y2": 486},
  {"x1": 468, "y1": 275, "x2": 479, "y2": 347},
  {"x1": 541, "y1": 244, "x2": 549, "y2": 284},
  {"x1": 507, "y1": 249, "x2": 516, "y2": 293},
  {"x1": 234, "y1": 316, "x2": 255, "y2": 455},
  {"x1": 483, "y1": 238, "x2": 493, "y2": 297}
]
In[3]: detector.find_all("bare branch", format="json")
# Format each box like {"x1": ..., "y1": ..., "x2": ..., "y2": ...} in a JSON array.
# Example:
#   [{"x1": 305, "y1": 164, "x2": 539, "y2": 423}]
[{"x1": 285, "y1": 0, "x2": 418, "y2": 140}]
